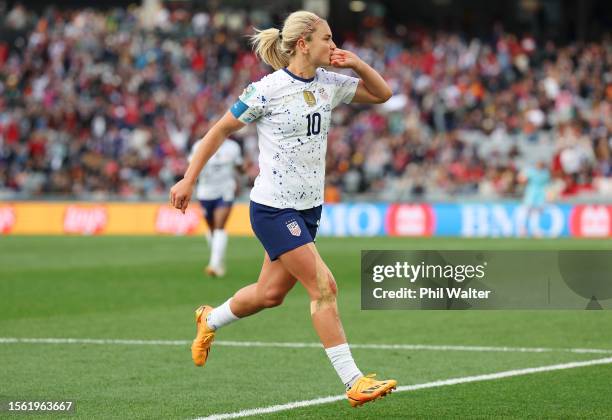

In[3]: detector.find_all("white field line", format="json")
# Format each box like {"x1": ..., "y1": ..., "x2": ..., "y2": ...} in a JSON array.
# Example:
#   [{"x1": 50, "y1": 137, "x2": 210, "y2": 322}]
[
  {"x1": 0, "y1": 337, "x2": 611, "y2": 355},
  {"x1": 195, "y1": 357, "x2": 612, "y2": 420}
]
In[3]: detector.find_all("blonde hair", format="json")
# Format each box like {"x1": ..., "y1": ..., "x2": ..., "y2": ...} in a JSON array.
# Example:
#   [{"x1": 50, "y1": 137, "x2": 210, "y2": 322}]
[{"x1": 249, "y1": 11, "x2": 323, "y2": 70}]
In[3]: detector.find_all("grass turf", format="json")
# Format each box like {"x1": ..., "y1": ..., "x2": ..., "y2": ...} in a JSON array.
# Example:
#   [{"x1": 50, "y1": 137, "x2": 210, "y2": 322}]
[{"x1": 1, "y1": 236, "x2": 611, "y2": 419}]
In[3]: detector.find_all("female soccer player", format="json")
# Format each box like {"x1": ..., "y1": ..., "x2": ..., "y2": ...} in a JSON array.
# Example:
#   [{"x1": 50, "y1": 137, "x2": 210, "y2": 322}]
[
  {"x1": 190, "y1": 138, "x2": 243, "y2": 277},
  {"x1": 170, "y1": 11, "x2": 396, "y2": 406}
]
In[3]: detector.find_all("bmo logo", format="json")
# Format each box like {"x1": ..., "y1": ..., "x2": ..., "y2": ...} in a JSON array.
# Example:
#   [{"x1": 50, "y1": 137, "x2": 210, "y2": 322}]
[
  {"x1": 386, "y1": 204, "x2": 434, "y2": 237},
  {"x1": 570, "y1": 205, "x2": 612, "y2": 237},
  {"x1": 0, "y1": 206, "x2": 16, "y2": 234},
  {"x1": 156, "y1": 206, "x2": 202, "y2": 235},
  {"x1": 461, "y1": 204, "x2": 565, "y2": 237},
  {"x1": 64, "y1": 206, "x2": 108, "y2": 235},
  {"x1": 319, "y1": 204, "x2": 386, "y2": 237}
]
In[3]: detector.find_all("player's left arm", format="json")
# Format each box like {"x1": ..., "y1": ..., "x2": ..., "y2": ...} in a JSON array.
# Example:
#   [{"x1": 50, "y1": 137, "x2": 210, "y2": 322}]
[{"x1": 330, "y1": 48, "x2": 392, "y2": 104}]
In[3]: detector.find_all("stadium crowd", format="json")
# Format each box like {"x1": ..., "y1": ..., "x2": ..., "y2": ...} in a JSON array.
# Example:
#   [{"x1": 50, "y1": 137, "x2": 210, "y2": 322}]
[{"x1": 0, "y1": 3, "x2": 610, "y2": 201}]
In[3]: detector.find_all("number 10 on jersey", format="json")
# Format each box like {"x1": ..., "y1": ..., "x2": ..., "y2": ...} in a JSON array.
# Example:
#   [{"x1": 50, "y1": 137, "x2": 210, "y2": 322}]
[{"x1": 306, "y1": 113, "x2": 321, "y2": 136}]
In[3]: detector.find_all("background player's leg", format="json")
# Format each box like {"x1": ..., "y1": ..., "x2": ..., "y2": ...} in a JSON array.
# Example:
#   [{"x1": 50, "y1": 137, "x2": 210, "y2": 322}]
[
  {"x1": 206, "y1": 253, "x2": 297, "y2": 330},
  {"x1": 209, "y1": 205, "x2": 232, "y2": 274},
  {"x1": 200, "y1": 200, "x2": 215, "y2": 272},
  {"x1": 202, "y1": 205, "x2": 214, "y2": 245}
]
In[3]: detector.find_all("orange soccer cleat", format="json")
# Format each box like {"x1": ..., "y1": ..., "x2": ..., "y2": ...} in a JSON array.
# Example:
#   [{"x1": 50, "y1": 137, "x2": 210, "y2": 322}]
[
  {"x1": 346, "y1": 374, "x2": 397, "y2": 407},
  {"x1": 191, "y1": 305, "x2": 215, "y2": 367}
]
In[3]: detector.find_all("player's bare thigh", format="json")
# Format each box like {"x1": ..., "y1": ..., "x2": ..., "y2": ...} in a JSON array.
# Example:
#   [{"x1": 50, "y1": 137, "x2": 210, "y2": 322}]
[
  {"x1": 278, "y1": 242, "x2": 337, "y2": 301},
  {"x1": 255, "y1": 252, "x2": 298, "y2": 307}
]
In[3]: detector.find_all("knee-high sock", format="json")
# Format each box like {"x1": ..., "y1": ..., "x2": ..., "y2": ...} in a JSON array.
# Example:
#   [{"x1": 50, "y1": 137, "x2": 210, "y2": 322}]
[
  {"x1": 210, "y1": 229, "x2": 228, "y2": 269},
  {"x1": 325, "y1": 343, "x2": 363, "y2": 389}
]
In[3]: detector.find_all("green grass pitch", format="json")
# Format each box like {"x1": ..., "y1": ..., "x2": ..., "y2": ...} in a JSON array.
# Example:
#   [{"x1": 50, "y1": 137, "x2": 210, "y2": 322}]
[{"x1": 1, "y1": 236, "x2": 611, "y2": 419}]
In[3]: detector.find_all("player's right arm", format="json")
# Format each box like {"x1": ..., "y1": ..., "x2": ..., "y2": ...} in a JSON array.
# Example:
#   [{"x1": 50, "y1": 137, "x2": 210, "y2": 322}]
[
  {"x1": 171, "y1": 80, "x2": 267, "y2": 213},
  {"x1": 170, "y1": 112, "x2": 245, "y2": 213}
]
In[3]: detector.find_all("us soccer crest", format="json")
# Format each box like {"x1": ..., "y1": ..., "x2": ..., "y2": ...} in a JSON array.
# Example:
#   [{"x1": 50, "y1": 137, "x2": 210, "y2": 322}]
[
  {"x1": 303, "y1": 91, "x2": 316, "y2": 107},
  {"x1": 286, "y1": 220, "x2": 302, "y2": 236}
]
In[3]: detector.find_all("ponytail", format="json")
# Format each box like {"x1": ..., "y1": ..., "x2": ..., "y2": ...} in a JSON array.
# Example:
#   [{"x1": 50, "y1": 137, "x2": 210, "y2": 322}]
[
  {"x1": 250, "y1": 27, "x2": 290, "y2": 70},
  {"x1": 249, "y1": 11, "x2": 323, "y2": 70}
]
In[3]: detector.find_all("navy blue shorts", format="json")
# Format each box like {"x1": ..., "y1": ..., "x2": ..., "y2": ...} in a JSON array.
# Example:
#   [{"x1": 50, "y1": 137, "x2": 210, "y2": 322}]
[
  {"x1": 200, "y1": 198, "x2": 233, "y2": 224},
  {"x1": 250, "y1": 201, "x2": 322, "y2": 261}
]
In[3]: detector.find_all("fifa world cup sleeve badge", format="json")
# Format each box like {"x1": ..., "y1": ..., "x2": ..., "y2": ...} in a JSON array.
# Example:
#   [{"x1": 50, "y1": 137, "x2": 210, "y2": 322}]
[{"x1": 241, "y1": 84, "x2": 256, "y2": 101}]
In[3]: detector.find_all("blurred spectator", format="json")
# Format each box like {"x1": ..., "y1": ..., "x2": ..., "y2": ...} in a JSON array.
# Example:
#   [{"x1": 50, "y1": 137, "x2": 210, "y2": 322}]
[{"x1": 0, "y1": 5, "x2": 610, "y2": 201}]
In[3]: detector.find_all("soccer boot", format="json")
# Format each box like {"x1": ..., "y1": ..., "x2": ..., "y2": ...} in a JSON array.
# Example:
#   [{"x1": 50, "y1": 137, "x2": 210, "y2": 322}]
[
  {"x1": 191, "y1": 305, "x2": 215, "y2": 367},
  {"x1": 346, "y1": 374, "x2": 397, "y2": 407}
]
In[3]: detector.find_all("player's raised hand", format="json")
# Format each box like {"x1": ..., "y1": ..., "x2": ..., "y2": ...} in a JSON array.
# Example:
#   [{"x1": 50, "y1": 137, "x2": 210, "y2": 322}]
[
  {"x1": 330, "y1": 48, "x2": 362, "y2": 70},
  {"x1": 169, "y1": 178, "x2": 194, "y2": 214}
]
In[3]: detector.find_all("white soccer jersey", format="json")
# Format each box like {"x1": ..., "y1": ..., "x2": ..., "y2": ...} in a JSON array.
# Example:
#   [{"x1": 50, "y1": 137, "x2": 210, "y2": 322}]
[
  {"x1": 230, "y1": 67, "x2": 359, "y2": 210},
  {"x1": 190, "y1": 139, "x2": 242, "y2": 201}
]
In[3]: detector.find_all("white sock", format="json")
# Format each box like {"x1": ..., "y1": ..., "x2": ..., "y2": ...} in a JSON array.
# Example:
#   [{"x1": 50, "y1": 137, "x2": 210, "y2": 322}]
[
  {"x1": 325, "y1": 343, "x2": 363, "y2": 389},
  {"x1": 204, "y1": 230, "x2": 212, "y2": 246},
  {"x1": 206, "y1": 299, "x2": 239, "y2": 331},
  {"x1": 210, "y1": 229, "x2": 228, "y2": 269}
]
